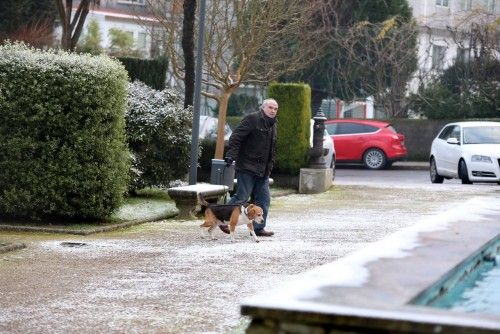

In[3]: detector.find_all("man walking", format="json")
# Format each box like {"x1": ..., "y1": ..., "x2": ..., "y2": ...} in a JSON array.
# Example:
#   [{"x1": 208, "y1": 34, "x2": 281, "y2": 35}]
[{"x1": 221, "y1": 98, "x2": 278, "y2": 237}]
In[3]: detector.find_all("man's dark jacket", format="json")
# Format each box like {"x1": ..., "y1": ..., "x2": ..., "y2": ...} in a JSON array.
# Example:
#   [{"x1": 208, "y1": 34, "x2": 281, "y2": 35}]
[{"x1": 226, "y1": 110, "x2": 277, "y2": 177}]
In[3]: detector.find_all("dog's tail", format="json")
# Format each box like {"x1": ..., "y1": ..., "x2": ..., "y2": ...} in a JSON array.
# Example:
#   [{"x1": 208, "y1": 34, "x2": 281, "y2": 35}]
[{"x1": 198, "y1": 193, "x2": 210, "y2": 207}]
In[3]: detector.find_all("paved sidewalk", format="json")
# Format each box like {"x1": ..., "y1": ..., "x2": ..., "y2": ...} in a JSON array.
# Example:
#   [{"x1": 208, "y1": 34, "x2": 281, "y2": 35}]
[{"x1": 0, "y1": 181, "x2": 496, "y2": 333}]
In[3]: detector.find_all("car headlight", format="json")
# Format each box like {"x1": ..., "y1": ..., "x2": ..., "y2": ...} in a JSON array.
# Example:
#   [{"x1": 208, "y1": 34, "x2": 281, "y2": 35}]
[{"x1": 471, "y1": 155, "x2": 492, "y2": 163}]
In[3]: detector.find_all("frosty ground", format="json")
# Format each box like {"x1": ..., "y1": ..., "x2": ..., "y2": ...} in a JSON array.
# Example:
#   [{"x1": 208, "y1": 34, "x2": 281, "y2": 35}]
[{"x1": 0, "y1": 182, "x2": 498, "y2": 334}]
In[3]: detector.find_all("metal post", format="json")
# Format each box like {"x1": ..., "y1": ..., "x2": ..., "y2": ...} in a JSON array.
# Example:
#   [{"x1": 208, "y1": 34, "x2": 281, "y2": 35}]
[
  {"x1": 188, "y1": 0, "x2": 207, "y2": 185},
  {"x1": 309, "y1": 111, "x2": 327, "y2": 169}
]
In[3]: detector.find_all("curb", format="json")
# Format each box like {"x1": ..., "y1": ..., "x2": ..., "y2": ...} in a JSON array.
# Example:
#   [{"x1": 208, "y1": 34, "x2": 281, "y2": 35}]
[
  {"x1": 392, "y1": 162, "x2": 429, "y2": 171},
  {"x1": 0, "y1": 212, "x2": 178, "y2": 236}
]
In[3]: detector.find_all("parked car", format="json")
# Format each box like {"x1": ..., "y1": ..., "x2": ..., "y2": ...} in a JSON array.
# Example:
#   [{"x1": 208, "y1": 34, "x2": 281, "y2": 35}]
[
  {"x1": 199, "y1": 115, "x2": 232, "y2": 141},
  {"x1": 324, "y1": 119, "x2": 407, "y2": 169},
  {"x1": 310, "y1": 119, "x2": 336, "y2": 169},
  {"x1": 429, "y1": 121, "x2": 500, "y2": 184}
]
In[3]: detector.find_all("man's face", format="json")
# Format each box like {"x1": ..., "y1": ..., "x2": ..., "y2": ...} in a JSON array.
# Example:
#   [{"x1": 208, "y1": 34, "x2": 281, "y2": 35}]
[{"x1": 262, "y1": 101, "x2": 279, "y2": 118}]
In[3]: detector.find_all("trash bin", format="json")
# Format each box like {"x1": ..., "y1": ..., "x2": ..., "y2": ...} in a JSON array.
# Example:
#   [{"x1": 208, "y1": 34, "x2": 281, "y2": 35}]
[{"x1": 210, "y1": 159, "x2": 235, "y2": 191}]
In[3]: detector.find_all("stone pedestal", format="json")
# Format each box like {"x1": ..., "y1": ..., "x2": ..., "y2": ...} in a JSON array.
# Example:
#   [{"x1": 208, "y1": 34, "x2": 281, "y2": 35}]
[{"x1": 298, "y1": 168, "x2": 333, "y2": 194}]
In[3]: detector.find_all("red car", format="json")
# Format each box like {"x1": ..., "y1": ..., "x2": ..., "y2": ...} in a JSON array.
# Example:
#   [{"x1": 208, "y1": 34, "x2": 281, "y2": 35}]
[{"x1": 324, "y1": 119, "x2": 407, "y2": 169}]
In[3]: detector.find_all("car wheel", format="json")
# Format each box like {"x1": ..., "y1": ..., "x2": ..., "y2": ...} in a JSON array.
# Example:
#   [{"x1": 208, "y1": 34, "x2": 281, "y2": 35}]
[
  {"x1": 363, "y1": 148, "x2": 387, "y2": 170},
  {"x1": 459, "y1": 160, "x2": 472, "y2": 184},
  {"x1": 430, "y1": 158, "x2": 444, "y2": 184}
]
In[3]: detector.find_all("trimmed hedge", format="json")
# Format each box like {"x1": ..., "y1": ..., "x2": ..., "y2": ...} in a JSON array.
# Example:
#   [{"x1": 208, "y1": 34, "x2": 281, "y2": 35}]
[
  {"x1": 0, "y1": 42, "x2": 130, "y2": 219},
  {"x1": 126, "y1": 81, "x2": 192, "y2": 191},
  {"x1": 268, "y1": 83, "x2": 311, "y2": 174},
  {"x1": 117, "y1": 56, "x2": 168, "y2": 90}
]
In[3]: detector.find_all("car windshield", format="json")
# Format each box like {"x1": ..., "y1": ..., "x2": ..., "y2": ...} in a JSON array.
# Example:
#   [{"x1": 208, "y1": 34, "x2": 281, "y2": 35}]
[{"x1": 463, "y1": 126, "x2": 500, "y2": 144}]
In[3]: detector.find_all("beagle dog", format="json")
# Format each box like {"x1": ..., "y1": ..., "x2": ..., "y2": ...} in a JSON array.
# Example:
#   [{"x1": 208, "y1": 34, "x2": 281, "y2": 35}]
[{"x1": 198, "y1": 194, "x2": 264, "y2": 242}]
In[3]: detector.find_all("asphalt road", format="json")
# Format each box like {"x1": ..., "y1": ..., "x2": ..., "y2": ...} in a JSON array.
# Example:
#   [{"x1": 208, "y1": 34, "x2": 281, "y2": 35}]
[{"x1": 335, "y1": 164, "x2": 500, "y2": 188}]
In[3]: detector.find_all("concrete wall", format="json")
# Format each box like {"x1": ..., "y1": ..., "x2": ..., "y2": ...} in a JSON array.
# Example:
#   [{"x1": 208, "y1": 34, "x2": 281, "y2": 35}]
[{"x1": 391, "y1": 118, "x2": 500, "y2": 161}]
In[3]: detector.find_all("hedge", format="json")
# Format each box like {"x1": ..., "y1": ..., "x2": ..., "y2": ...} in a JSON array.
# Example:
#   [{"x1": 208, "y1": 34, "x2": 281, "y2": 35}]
[
  {"x1": 126, "y1": 81, "x2": 192, "y2": 191},
  {"x1": 0, "y1": 42, "x2": 130, "y2": 219},
  {"x1": 268, "y1": 83, "x2": 311, "y2": 174},
  {"x1": 117, "y1": 56, "x2": 168, "y2": 90}
]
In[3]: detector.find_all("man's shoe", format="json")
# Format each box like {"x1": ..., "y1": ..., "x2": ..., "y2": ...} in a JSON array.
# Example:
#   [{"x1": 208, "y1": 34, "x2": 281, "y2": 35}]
[
  {"x1": 219, "y1": 225, "x2": 230, "y2": 234},
  {"x1": 255, "y1": 229, "x2": 274, "y2": 237}
]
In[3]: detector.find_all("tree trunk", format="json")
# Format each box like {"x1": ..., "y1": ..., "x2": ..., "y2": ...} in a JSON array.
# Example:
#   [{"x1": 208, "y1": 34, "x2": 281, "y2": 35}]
[
  {"x1": 182, "y1": 0, "x2": 196, "y2": 108},
  {"x1": 55, "y1": 0, "x2": 93, "y2": 51},
  {"x1": 214, "y1": 91, "x2": 231, "y2": 159}
]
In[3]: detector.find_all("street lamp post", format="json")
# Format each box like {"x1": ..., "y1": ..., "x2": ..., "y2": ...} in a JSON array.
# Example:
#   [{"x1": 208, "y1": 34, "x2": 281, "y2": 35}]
[{"x1": 188, "y1": 0, "x2": 207, "y2": 185}]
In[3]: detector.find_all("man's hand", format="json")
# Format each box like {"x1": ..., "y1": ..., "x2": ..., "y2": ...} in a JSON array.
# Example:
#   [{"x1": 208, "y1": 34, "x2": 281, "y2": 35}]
[{"x1": 224, "y1": 156, "x2": 233, "y2": 166}]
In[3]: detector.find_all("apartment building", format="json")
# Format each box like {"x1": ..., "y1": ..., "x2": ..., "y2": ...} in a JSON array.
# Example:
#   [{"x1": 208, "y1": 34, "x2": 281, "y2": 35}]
[
  {"x1": 407, "y1": 0, "x2": 498, "y2": 90},
  {"x1": 71, "y1": 0, "x2": 165, "y2": 58}
]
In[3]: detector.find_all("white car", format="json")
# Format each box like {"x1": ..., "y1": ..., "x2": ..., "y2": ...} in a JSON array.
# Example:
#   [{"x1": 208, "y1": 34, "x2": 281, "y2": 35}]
[
  {"x1": 199, "y1": 115, "x2": 232, "y2": 141},
  {"x1": 310, "y1": 119, "x2": 336, "y2": 170},
  {"x1": 429, "y1": 121, "x2": 500, "y2": 184}
]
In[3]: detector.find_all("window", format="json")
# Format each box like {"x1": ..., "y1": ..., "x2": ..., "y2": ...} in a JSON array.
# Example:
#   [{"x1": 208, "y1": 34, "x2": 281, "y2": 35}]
[
  {"x1": 137, "y1": 32, "x2": 147, "y2": 49},
  {"x1": 438, "y1": 125, "x2": 456, "y2": 140},
  {"x1": 461, "y1": 0, "x2": 472, "y2": 10},
  {"x1": 450, "y1": 126, "x2": 461, "y2": 140},
  {"x1": 325, "y1": 123, "x2": 338, "y2": 135},
  {"x1": 335, "y1": 123, "x2": 378, "y2": 135},
  {"x1": 456, "y1": 48, "x2": 470, "y2": 63},
  {"x1": 483, "y1": 0, "x2": 495, "y2": 12},
  {"x1": 436, "y1": 0, "x2": 449, "y2": 7},
  {"x1": 432, "y1": 44, "x2": 446, "y2": 69}
]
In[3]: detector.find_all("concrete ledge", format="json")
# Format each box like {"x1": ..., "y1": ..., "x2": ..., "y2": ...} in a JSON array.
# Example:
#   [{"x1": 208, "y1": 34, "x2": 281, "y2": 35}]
[
  {"x1": 167, "y1": 183, "x2": 228, "y2": 219},
  {"x1": 241, "y1": 198, "x2": 500, "y2": 333}
]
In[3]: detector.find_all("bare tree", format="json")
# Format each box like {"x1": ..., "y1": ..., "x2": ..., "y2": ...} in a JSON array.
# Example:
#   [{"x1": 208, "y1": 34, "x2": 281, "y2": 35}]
[
  {"x1": 446, "y1": 8, "x2": 500, "y2": 61},
  {"x1": 328, "y1": 17, "x2": 418, "y2": 117},
  {"x1": 409, "y1": 8, "x2": 499, "y2": 119},
  {"x1": 148, "y1": 0, "x2": 329, "y2": 159},
  {"x1": 54, "y1": 0, "x2": 100, "y2": 50}
]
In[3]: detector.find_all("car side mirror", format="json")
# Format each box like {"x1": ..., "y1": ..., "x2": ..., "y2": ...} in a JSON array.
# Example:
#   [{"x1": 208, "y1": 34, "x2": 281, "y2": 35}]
[{"x1": 446, "y1": 137, "x2": 460, "y2": 145}]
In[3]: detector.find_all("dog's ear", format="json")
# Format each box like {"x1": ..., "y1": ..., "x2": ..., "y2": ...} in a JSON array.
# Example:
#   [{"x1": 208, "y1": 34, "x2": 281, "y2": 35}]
[{"x1": 245, "y1": 204, "x2": 254, "y2": 217}]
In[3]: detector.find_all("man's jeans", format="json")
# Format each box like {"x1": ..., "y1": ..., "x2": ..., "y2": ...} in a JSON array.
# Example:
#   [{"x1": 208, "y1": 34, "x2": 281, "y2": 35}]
[{"x1": 228, "y1": 171, "x2": 270, "y2": 231}]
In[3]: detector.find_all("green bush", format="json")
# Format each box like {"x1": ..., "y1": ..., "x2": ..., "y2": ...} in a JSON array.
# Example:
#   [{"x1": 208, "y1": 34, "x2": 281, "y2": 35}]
[
  {"x1": 411, "y1": 59, "x2": 500, "y2": 119},
  {"x1": 0, "y1": 42, "x2": 130, "y2": 219},
  {"x1": 126, "y1": 81, "x2": 192, "y2": 191},
  {"x1": 268, "y1": 82, "x2": 311, "y2": 174},
  {"x1": 118, "y1": 56, "x2": 168, "y2": 90}
]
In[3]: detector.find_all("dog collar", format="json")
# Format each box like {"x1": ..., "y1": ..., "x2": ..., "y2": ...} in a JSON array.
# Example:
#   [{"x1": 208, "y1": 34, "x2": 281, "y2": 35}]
[{"x1": 243, "y1": 206, "x2": 248, "y2": 215}]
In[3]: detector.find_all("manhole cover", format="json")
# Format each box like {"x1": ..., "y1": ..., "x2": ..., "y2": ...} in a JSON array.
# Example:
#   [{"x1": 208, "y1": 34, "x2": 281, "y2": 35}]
[{"x1": 60, "y1": 242, "x2": 87, "y2": 247}]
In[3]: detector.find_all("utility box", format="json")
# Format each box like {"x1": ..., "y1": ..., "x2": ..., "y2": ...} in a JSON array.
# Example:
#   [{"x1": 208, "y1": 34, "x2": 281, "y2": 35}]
[{"x1": 210, "y1": 159, "x2": 235, "y2": 191}]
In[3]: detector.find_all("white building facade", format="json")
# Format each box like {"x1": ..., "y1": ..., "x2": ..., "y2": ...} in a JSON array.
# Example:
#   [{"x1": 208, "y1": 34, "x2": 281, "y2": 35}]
[
  {"x1": 67, "y1": 0, "x2": 164, "y2": 58},
  {"x1": 407, "y1": 0, "x2": 499, "y2": 91}
]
